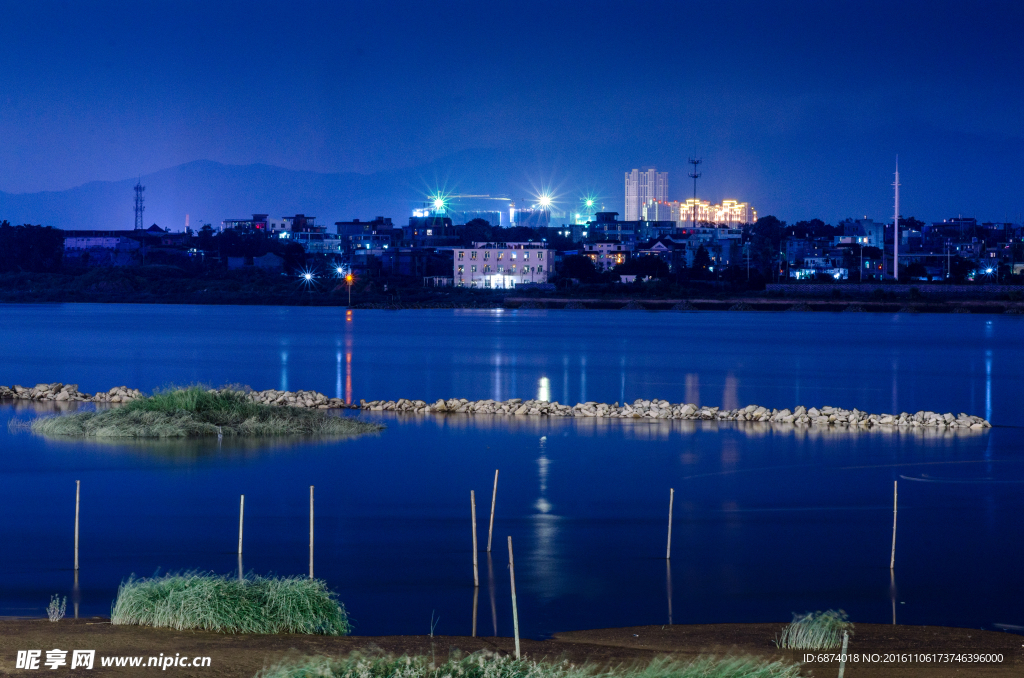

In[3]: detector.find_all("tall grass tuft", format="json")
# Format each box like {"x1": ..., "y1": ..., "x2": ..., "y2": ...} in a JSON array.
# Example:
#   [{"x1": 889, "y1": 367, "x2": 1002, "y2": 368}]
[
  {"x1": 256, "y1": 653, "x2": 802, "y2": 678},
  {"x1": 110, "y1": 572, "x2": 351, "y2": 635},
  {"x1": 30, "y1": 386, "x2": 382, "y2": 439},
  {"x1": 47, "y1": 595, "x2": 66, "y2": 622},
  {"x1": 773, "y1": 610, "x2": 852, "y2": 650}
]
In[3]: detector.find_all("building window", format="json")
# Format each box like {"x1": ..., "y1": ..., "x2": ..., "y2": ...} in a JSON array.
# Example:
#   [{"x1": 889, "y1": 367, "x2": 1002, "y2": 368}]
[
  {"x1": 458, "y1": 251, "x2": 464, "y2": 260},
  {"x1": 511, "y1": 253, "x2": 517, "y2": 260},
  {"x1": 538, "y1": 265, "x2": 543, "y2": 272},
  {"x1": 498, "y1": 252, "x2": 504, "y2": 260},
  {"x1": 524, "y1": 251, "x2": 529, "y2": 260},
  {"x1": 484, "y1": 251, "x2": 490, "y2": 259},
  {"x1": 471, "y1": 265, "x2": 477, "y2": 273},
  {"x1": 484, "y1": 265, "x2": 491, "y2": 273},
  {"x1": 471, "y1": 251, "x2": 477, "y2": 260},
  {"x1": 497, "y1": 265, "x2": 504, "y2": 273},
  {"x1": 538, "y1": 252, "x2": 543, "y2": 260},
  {"x1": 511, "y1": 265, "x2": 516, "y2": 273},
  {"x1": 458, "y1": 265, "x2": 464, "y2": 273}
]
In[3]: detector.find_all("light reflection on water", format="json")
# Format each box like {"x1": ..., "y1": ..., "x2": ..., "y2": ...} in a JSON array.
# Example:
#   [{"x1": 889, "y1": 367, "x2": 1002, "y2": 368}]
[{"x1": 0, "y1": 305, "x2": 1022, "y2": 637}]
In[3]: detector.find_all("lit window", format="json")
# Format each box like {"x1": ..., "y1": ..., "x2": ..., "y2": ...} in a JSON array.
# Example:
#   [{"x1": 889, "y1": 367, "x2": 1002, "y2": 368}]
[
  {"x1": 511, "y1": 265, "x2": 516, "y2": 273},
  {"x1": 524, "y1": 251, "x2": 529, "y2": 260},
  {"x1": 511, "y1": 253, "x2": 517, "y2": 260},
  {"x1": 484, "y1": 265, "x2": 491, "y2": 273},
  {"x1": 458, "y1": 252, "x2": 464, "y2": 260},
  {"x1": 458, "y1": 265, "x2": 464, "y2": 273},
  {"x1": 498, "y1": 265, "x2": 504, "y2": 273},
  {"x1": 471, "y1": 251, "x2": 477, "y2": 260}
]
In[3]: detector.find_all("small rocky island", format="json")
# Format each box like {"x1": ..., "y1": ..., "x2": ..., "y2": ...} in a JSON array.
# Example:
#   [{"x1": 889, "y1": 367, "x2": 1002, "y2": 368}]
[{"x1": 2, "y1": 383, "x2": 990, "y2": 431}]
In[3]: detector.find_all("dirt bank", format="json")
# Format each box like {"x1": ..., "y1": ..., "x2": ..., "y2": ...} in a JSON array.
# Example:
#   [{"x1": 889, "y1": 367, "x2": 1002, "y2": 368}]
[{"x1": 0, "y1": 619, "x2": 1020, "y2": 677}]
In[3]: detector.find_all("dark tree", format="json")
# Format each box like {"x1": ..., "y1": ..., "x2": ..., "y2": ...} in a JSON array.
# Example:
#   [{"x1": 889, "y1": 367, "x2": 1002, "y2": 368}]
[
  {"x1": 0, "y1": 223, "x2": 65, "y2": 273},
  {"x1": 691, "y1": 244, "x2": 712, "y2": 278},
  {"x1": 614, "y1": 255, "x2": 669, "y2": 278},
  {"x1": 558, "y1": 254, "x2": 599, "y2": 282}
]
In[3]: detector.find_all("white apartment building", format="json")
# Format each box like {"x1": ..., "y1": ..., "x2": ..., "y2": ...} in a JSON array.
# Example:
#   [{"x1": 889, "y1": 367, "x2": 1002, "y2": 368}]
[
  {"x1": 624, "y1": 168, "x2": 668, "y2": 221},
  {"x1": 454, "y1": 242, "x2": 551, "y2": 288}
]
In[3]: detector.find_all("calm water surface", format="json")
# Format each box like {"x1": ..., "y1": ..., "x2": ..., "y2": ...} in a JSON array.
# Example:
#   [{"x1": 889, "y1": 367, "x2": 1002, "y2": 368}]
[{"x1": 0, "y1": 304, "x2": 1021, "y2": 637}]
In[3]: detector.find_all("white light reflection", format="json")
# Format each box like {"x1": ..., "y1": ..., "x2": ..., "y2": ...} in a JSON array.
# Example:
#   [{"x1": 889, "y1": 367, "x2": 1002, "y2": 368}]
[
  {"x1": 537, "y1": 376, "x2": 550, "y2": 402},
  {"x1": 685, "y1": 373, "x2": 699, "y2": 405},
  {"x1": 531, "y1": 435, "x2": 563, "y2": 600},
  {"x1": 280, "y1": 350, "x2": 289, "y2": 392},
  {"x1": 985, "y1": 349, "x2": 992, "y2": 423},
  {"x1": 336, "y1": 349, "x2": 343, "y2": 400}
]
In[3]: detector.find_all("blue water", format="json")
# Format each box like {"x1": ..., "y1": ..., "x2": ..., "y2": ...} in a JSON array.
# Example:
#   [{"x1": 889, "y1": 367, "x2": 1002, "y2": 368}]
[{"x1": 0, "y1": 304, "x2": 1021, "y2": 637}]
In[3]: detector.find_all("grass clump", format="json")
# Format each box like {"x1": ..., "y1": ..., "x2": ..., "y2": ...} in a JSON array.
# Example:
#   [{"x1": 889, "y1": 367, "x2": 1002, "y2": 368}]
[
  {"x1": 773, "y1": 610, "x2": 852, "y2": 650},
  {"x1": 30, "y1": 386, "x2": 383, "y2": 439},
  {"x1": 256, "y1": 653, "x2": 801, "y2": 678},
  {"x1": 110, "y1": 572, "x2": 351, "y2": 635}
]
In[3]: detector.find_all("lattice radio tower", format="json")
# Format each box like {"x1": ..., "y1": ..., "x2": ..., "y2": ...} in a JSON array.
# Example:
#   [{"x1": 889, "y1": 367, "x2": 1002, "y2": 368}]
[
  {"x1": 688, "y1": 156, "x2": 702, "y2": 229},
  {"x1": 133, "y1": 179, "x2": 145, "y2": 230}
]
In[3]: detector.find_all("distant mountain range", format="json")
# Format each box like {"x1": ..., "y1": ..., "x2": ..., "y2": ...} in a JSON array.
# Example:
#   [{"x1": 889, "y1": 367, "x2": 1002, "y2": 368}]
[{"x1": 0, "y1": 150, "x2": 622, "y2": 231}]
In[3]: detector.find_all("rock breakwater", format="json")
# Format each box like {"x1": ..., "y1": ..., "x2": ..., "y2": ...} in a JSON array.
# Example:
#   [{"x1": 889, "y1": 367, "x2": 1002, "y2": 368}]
[{"x1": 0, "y1": 384, "x2": 991, "y2": 430}]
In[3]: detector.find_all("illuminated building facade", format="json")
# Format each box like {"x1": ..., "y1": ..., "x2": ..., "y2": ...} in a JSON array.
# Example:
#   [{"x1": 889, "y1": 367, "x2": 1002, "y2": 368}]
[
  {"x1": 678, "y1": 199, "x2": 756, "y2": 225},
  {"x1": 454, "y1": 242, "x2": 551, "y2": 288},
  {"x1": 624, "y1": 168, "x2": 668, "y2": 221}
]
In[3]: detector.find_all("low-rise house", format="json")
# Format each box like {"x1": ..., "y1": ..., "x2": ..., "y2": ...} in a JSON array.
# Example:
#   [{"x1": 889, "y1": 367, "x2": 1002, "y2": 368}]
[
  {"x1": 454, "y1": 242, "x2": 551, "y2": 288},
  {"x1": 584, "y1": 240, "x2": 632, "y2": 271}
]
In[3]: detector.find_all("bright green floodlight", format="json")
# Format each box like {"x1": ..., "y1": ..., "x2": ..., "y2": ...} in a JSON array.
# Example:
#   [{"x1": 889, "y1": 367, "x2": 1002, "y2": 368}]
[{"x1": 586, "y1": 199, "x2": 594, "y2": 207}]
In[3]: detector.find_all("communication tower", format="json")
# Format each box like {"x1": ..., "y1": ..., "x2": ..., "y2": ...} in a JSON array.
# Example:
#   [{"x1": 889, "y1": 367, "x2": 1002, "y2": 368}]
[
  {"x1": 134, "y1": 179, "x2": 145, "y2": 230},
  {"x1": 687, "y1": 156, "x2": 702, "y2": 229}
]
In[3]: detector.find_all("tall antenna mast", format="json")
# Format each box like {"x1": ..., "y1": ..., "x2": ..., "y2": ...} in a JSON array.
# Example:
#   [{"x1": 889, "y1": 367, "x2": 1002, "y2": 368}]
[
  {"x1": 134, "y1": 179, "x2": 146, "y2": 231},
  {"x1": 893, "y1": 157, "x2": 900, "y2": 281},
  {"x1": 688, "y1": 155, "x2": 702, "y2": 229}
]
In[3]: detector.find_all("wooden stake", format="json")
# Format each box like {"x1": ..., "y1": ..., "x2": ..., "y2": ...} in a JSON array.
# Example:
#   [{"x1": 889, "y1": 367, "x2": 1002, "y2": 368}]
[
  {"x1": 471, "y1": 584, "x2": 479, "y2": 637},
  {"x1": 486, "y1": 470, "x2": 499, "y2": 552},
  {"x1": 666, "y1": 488, "x2": 674, "y2": 559},
  {"x1": 508, "y1": 536, "x2": 521, "y2": 659},
  {"x1": 471, "y1": 491, "x2": 479, "y2": 587},
  {"x1": 890, "y1": 480, "x2": 897, "y2": 570},
  {"x1": 838, "y1": 631, "x2": 849, "y2": 678},
  {"x1": 309, "y1": 485, "x2": 314, "y2": 579},
  {"x1": 74, "y1": 480, "x2": 80, "y2": 571},
  {"x1": 238, "y1": 495, "x2": 245, "y2": 555}
]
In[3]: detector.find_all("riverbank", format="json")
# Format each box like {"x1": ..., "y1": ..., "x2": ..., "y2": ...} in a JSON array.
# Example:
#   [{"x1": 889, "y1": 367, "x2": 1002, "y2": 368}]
[
  {"x1": 1, "y1": 385, "x2": 992, "y2": 430},
  {"x1": 1, "y1": 619, "x2": 1019, "y2": 677}
]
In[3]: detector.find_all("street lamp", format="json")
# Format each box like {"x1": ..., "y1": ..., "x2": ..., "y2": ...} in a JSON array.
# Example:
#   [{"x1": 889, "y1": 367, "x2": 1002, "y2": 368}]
[{"x1": 345, "y1": 273, "x2": 353, "y2": 306}]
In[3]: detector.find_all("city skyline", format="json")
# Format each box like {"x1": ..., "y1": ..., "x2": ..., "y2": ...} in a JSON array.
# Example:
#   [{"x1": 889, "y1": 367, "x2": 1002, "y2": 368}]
[{"x1": 1, "y1": 1, "x2": 1022, "y2": 226}]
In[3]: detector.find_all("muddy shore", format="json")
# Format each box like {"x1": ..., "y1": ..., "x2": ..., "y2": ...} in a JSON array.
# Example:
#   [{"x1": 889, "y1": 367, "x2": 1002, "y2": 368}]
[{"x1": 1, "y1": 620, "x2": 1020, "y2": 677}]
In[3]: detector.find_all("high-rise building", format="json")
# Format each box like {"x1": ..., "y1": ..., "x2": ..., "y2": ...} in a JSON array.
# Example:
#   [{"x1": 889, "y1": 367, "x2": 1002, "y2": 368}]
[{"x1": 624, "y1": 168, "x2": 668, "y2": 221}]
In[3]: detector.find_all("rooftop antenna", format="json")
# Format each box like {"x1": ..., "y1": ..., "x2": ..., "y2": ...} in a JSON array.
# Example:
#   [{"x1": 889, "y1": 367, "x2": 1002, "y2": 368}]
[
  {"x1": 893, "y1": 157, "x2": 900, "y2": 281},
  {"x1": 688, "y1": 154, "x2": 702, "y2": 229},
  {"x1": 134, "y1": 178, "x2": 145, "y2": 231}
]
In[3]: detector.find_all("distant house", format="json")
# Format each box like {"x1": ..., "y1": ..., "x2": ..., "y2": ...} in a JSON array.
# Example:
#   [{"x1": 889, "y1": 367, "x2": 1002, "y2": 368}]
[
  {"x1": 454, "y1": 242, "x2": 551, "y2": 288},
  {"x1": 584, "y1": 240, "x2": 631, "y2": 271}
]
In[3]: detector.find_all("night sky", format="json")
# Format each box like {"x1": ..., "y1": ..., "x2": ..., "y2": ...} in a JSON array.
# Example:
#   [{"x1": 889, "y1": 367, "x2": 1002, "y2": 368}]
[{"x1": 2, "y1": 0, "x2": 1022, "y2": 223}]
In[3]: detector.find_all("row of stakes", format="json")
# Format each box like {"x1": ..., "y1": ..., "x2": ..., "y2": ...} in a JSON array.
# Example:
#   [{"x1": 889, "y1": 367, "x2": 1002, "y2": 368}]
[{"x1": 69, "y1": 476, "x2": 901, "y2": 658}]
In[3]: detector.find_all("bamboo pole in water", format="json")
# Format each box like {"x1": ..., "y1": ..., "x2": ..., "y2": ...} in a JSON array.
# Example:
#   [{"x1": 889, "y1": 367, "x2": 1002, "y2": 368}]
[
  {"x1": 74, "y1": 480, "x2": 80, "y2": 571},
  {"x1": 238, "y1": 495, "x2": 245, "y2": 555},
  {"x1": 508, "y1": 536, "x2": 520, "y2": 659},
  {"x1": 309, "y1": 486, "x2": 314, "y2": 579},
  {"x1": 838, "y1": 631, "x2": 849, "y2": 678},
  {"x1": 471, "y1": 585, "x2": 479, "y2": 637},
  {"x1": 471, "y1": 490, "x2": 479, "y2": 587},
  {"x1": 486, "y1": 470, "x2": 499, "y2": 552},
  {"x1": 666, "y1": 488, "x2": 674, "y2": 559},
  {"x1": 890, "y1": 481, "x2": 897, "y2": 570}
]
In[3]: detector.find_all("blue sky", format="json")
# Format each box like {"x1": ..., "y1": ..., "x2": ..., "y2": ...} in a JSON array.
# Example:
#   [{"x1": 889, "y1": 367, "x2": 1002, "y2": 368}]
[{"x1": 1, "y1": 0, "x2": 1022, "y2": 223}]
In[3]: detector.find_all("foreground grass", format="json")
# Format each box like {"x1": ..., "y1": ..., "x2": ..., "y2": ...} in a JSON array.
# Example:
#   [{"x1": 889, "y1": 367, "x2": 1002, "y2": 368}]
[
  {"x1": 773, "y1": 610, "x2": 852, "y2": 650},
  {"x1": 256, "y1": 654, "x2": 801, "y2": 678},
  {"x1": 111, "y1": 572, "x2": 351, "y2": 635},
  {"x1": 30, "y1": 386, "x2": 383, "y2": 438}
]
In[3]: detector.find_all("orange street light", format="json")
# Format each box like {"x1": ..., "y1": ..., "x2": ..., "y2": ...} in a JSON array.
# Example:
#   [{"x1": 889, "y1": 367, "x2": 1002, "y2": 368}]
[{"x1": 345, "y1": 273, "x2": 354, "y2": 306}]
